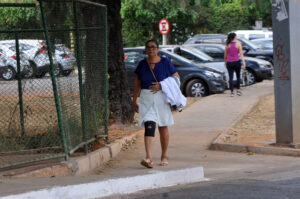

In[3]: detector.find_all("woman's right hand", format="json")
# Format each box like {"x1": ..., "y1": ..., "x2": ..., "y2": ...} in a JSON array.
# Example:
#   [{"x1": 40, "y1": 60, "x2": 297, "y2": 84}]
[
  {"x1": 133, "y1": 77, "x2": 141, "y2": 113},
  {"x1": 242, "y1": 61, "x2": 246, "y2": 69},
  {"x1": 133, "y1": 102, "x2": 139, "y2": 113}
]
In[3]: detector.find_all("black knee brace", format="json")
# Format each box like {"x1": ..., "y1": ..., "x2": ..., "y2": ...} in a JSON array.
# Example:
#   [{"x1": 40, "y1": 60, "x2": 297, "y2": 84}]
[{"x1": 144, "y1": 121, "x2": 156, "y2": 137}]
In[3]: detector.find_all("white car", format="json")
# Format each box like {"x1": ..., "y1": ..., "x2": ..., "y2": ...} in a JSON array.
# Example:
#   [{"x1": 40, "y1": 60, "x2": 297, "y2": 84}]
[{"x1": 231, "y1": 30, "x2": 273, "y2": 40}]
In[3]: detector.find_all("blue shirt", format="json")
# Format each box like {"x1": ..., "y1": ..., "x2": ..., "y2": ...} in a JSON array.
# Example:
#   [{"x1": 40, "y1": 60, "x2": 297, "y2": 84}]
[{"x1": 135, "y1": 57, "x2": 177, "y2": 89}]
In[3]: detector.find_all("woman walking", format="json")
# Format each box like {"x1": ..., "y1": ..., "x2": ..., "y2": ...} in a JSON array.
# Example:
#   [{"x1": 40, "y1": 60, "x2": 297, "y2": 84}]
[
  {"x1": 224, "y1": 32, "x2": 246, "y2": 97},
  {"x1": 132, "y1": 39, "x2": 180, "y2": 168}
]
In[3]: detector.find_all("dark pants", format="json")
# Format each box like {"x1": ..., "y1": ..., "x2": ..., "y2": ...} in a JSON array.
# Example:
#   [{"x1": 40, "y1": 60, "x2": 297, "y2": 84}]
[{"x1": 226, "y1": 61, "x2": 241, "y2": 92}]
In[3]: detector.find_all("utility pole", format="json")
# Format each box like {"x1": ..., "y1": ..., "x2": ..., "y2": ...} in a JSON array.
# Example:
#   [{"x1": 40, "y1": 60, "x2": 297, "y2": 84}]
[{"x1": 272, "y1": 0, "x2": 300, "y2": 147}]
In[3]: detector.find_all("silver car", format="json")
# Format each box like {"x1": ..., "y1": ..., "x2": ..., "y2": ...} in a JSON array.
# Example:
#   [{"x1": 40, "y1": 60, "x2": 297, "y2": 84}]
[
  {"x1": 54, "y1": 44, "x2": 76, "y2": 76},
  {"x1": 4, "y1": 40, "x2": 60, "y2": 78},
  {"x1": 0, "y1": 44, "x2": 32, "y2": 80},
  {"x1": 0, "y1": 40, "x2": 75, "y2": 78}
]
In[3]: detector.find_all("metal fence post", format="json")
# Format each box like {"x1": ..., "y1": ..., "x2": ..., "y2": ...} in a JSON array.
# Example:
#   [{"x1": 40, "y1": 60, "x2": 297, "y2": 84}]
[
  {"x1": 39, "y1": 0, "x2": 69, "y2": 160},
  {"x1": 15, "y1": 32, "x2": 25, "y2": 137},
  {"x1": 104, "y1": 6, "x2": 109, "y2": 140},
  {"x1": 72, "y1": 0, "x2": 88, "y2": 154}
]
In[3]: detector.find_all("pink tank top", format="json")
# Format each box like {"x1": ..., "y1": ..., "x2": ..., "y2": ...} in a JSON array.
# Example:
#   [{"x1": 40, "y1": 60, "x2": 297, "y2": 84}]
[{"x1": 227, "y1": 42, "x2": 240, "y2": 62}]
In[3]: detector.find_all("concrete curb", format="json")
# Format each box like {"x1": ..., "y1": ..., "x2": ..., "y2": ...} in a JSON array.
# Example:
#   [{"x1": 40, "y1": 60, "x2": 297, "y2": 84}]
[
  {"x1": 210, "y1": 130, "x2": 300, "y2": 157},
  {"x1": 14, "y1": 129, "x2": 143, "y2": 178},
  {"x1": 0, "y1": 167, "x2": 208, "y2": 199},
  {"x1": 209, "y1": 88, "x2": 300, "y2": 158},
  {"x1": 72, "y1": 130, "x2": 143, "y2": 176}
]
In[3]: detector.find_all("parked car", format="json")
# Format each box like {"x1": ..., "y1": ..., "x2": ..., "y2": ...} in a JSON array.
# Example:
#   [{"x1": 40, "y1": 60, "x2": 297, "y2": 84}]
[
  {"x1": 232, "y1": 30, "x2": 273, "y2": 40},
  {"x1": 184, "y1": 43, "x2": 273, "y2": 85},
  {"x1": 0, "y1": 44, "x2": 32, "y2": 80},
  {"x1": 124, "y1": 47, "x2": 227, "y2": 97},
  {"x1": 54, "y1": 44, "x2": 76, "y2": 76},
  {"x1": 184, "y1": 34, "x2": 274, "y2": 65},
  {"x1": 0, "y1": 40, "x2": 75, "y2": 78},
  {"x1": 160, "y1": 45, "x2": 247, "y2": 87},
  {"x1": 0, "y1": 40, "x2": 56, "y2": 78},
  {"x1": 251, "y1": 38, "x2": 273, "y2": 50},
  {"x1": 184, "y1": 34, "x2": 227, "y2": 45}
]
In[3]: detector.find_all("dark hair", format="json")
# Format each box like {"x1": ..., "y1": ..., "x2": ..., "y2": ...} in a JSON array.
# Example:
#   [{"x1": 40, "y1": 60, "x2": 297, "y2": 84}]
[
  {"x1": 145, "y1": 39, "x2": 159, "y2": 48},
  {"x1": 226, "y1": 33, "x2": 237, "y2": 46}
]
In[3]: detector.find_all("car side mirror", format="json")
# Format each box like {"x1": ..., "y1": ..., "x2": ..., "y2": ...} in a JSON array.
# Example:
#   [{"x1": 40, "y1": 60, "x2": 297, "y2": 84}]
[
  {"x1": 174, "y1": 47, "x2": 181, "y2": 55},
  {"x1": 171, "y1": 59, "x2": 181, "y2": 67},
  {"x1": 243, "y1": 46, "x2": 250, "y2": 53}
]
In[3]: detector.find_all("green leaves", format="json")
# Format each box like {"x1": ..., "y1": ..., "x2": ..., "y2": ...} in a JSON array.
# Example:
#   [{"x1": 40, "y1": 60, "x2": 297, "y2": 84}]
[
  {"x1": 121, "y1": 0, "x2": 272, "y2": 46},
  {"x1": 208, "y1": 3, "x2": 251, "y2": 33},
  {"x1": 0, "y1": 7, "x2": 40, "y2": 30},
  {"x1": 121, "y1": 0, "x2": 199, "y2": 47}
]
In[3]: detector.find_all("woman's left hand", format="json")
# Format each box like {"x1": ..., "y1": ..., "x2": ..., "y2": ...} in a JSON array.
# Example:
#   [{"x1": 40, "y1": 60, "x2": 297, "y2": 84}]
[{"x1": 149, "y1": 82, "x2": 161, "y2": 93}]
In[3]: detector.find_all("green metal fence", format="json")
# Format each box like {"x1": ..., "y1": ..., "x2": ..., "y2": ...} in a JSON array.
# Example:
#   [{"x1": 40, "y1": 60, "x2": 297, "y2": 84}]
[{"x1": 0, "y1": 0, "x2": 108, "y2": 169}]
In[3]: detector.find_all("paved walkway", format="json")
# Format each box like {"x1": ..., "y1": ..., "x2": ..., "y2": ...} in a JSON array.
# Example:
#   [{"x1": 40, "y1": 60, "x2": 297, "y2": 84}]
[{"x1": 3, "y1": 80, "x2": 300, "y2": 199}]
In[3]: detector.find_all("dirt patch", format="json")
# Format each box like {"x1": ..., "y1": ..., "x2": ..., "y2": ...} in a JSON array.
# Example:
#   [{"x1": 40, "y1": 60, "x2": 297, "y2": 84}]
[{"x1": 221, "y1": 94, "x2": 276, "y2": 146}]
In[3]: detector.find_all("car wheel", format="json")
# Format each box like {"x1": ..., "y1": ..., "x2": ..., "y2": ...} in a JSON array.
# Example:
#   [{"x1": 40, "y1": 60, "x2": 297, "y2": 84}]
[
  {"x1": 1, "y1": 66, "x2": 16, "y2": 81},
  {"x1": 53, "y1": 64, "x2": 62, "y2": 76},
  {"x1": 185, "y1": 79, "x2": 208, "y2": 97},
  {"x1": 245, "y1": 69, "x2": 256, "y2": 85},
  {"x1": 23, "y1": 64, "x2": 35, "y2": 78},
  {"x1": 62, "y1": 69, "x2": 72, "y2": 76},
  {"x1": 35, "y1": 72, "x2": 46, "y2": 78}
]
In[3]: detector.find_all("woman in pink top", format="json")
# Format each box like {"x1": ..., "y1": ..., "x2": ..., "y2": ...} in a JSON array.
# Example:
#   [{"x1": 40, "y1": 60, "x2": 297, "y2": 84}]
[{"x1": 224, "y1": 33, "x2": 246, "y2": 97}]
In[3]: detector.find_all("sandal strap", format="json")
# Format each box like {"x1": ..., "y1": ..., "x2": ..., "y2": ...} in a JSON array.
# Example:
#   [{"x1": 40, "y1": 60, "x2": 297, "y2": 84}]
[
  {"x1": 161, "y1": 156, "x2": 168, "y2": 161},
  {"x1": 141, "y1": 159, "x2": 153, "y2": 168}
]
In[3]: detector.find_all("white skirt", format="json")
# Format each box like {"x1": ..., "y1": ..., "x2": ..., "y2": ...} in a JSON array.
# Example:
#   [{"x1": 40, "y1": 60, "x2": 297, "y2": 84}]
[{"x1": 138, "y1": 89, "x2": 174, "y2": 127}]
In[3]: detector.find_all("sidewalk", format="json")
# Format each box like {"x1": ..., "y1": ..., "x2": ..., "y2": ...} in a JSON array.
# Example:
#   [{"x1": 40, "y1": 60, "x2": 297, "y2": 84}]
[{"x1": 3, "y1": 80, "x2": 300, "y2": 199}]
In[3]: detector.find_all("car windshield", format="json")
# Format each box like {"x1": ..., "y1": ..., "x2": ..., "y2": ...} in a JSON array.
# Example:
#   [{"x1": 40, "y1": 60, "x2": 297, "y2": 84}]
[
  {"x1": 263, "y1": 41, "x2": 273, "y2": 49},
  {"x1": 183, "y1": 47, "x2": 214, "y2": 61},
  {"x1": 239, "y1": 38, "x2": 261, "y2": 50},
  {"x1": 56, "y1": 45, "x2": 71, "y2": 52},
  {"x1": 6, "y1": 43, "x2": 35, "y2": 51},
  {"x1": 160, "y1": 50, "x2": 193, "y2": 64},
  {"x1": 252, "y1": 40, "x2": 273, "y2": 49}
]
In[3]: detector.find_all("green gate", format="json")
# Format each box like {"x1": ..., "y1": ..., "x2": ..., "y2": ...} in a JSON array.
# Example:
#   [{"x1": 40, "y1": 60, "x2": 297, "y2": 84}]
[{"x1": 0, "y1": 0, "x2": 108, "y2": 169}]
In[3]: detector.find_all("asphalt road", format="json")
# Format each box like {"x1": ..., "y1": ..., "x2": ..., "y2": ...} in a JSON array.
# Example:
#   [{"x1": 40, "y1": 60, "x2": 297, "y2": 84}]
[{"x1": 123, "y1": 177, "x2": 300, "y2": 199}]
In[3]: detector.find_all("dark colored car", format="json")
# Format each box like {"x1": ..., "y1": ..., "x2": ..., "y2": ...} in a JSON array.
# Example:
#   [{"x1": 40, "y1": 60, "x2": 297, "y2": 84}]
[
  {"x1": 251, "y1": 38, "x2": 273, "y2": 50},
  {"x1": 184, "y1": 43, "x2": 273, "y2": 84},
  {"x1": 124, "y1": 47, "x2": 227, "y2": 97},
  {"x1": 184, "y1": 34, "x2": 274, "y2": 65},
  {"x1": 161, "y1": 45, "x2": 238, "y2": 87}
]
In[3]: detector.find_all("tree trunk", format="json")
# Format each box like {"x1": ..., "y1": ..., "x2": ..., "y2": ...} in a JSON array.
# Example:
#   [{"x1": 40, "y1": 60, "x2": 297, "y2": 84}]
[{"x1": 88, "y1": 0, "x2": 134, "y2": 124}]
